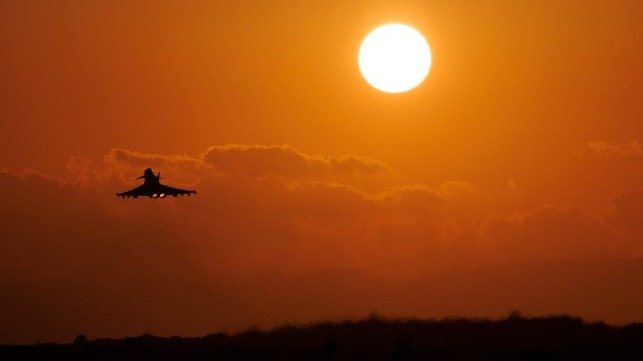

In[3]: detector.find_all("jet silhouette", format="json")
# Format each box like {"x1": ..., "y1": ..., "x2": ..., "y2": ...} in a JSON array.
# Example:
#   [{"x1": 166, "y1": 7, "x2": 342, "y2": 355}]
[{"x1": 116, "y1": 168, "x2": 197, "y2": 199}]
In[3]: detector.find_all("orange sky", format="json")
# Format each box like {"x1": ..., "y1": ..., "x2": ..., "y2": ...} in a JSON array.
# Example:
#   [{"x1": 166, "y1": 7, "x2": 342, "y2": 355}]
[{"x1": 1, "y1": 0, "x2": 643, "y2": 344}]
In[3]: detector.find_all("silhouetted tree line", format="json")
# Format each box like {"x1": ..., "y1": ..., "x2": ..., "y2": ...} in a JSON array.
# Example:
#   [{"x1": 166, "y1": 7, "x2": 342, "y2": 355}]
[{"x1": 2, "y1": 313, "x2": 642, "y2": 360}]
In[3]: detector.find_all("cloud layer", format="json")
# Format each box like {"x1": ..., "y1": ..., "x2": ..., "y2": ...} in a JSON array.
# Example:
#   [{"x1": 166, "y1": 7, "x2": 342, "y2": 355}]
[{"x1": 2, "y1": 144, "x2": 643, "y2": 344}]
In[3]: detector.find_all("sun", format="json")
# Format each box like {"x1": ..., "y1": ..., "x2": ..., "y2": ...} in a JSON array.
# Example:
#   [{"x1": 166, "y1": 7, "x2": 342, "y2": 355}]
[{"x1": 358, "y1": 24, "x2": 432, "y2": 93}]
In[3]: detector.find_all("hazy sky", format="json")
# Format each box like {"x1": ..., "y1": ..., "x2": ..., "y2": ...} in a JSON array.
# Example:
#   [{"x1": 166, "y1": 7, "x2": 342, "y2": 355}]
[{"x1": 1, "y1": 0, "x2": 643, "y2": 344}]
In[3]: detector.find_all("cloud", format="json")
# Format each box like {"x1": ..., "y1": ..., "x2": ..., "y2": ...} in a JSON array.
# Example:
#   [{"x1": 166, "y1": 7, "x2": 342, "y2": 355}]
[
  {"x1": 59, "y1": 144, "x2": 641, "y2": 268},
  {"x1": 3, "y1": 144, "x2": 643, "y2": 344},
  {"x1": 379, "y1": 181, "x2": 476, "y2": 202},
  {"x1": 72, "y1": 144, "x2": 390, "y2": 194},
  {"x1": 104, "y1": 148, "x2": 210, "y2": 185},
  {"x1": 201, "y1": 144, "x2": 390, "y2": 178},
  {"x1": 374, "y1": 182, "x2": 479, "y2": 231},
  {"x1": 478, "y1": 204, "x2": 617, "y2": 261},
  {"x1": 3, "y1": 145, "x2": 479, "y2": 284},
  {"x1": 588, "y1": 140, "x2": 642, "y2": 158},
  {"x1": 0, "y1": 169, "x2": 197, "y2": 283}
]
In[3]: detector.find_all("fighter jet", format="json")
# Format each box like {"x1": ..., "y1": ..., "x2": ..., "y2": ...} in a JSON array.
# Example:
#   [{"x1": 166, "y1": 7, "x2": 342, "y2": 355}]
[{"x1": 116, "y1": 168, "x2": 197, "y2": 199}]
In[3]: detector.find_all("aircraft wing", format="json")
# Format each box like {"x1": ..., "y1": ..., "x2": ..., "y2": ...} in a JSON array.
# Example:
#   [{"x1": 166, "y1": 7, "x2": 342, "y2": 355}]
[
  {"x1": 116, "y1": 182, "x2": 196, "y2": 198},
  {"x1": 157, "y1": 184, "x2": 197, "y2": 197},
  {"x1": 116, "y1": 184, "x2": 149, "y2": 198}
]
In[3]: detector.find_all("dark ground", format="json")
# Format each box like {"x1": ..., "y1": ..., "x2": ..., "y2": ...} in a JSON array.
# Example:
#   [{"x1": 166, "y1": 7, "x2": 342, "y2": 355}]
[{"x1": 2, "y1": 313, "x2": 642, "y2": 360}]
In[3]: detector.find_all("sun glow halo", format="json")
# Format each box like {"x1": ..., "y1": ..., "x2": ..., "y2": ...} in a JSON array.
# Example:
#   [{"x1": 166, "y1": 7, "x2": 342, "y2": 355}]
[{"x1": 359, "y1": 24, "x2": 432, "y2": 93}]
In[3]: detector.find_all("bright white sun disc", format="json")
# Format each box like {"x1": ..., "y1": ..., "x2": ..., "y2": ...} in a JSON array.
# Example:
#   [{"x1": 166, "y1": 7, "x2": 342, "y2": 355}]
[{"x1": 359, "y1": 24, "x2": 432, "y2": 93}]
